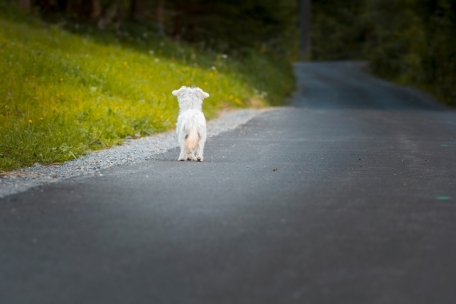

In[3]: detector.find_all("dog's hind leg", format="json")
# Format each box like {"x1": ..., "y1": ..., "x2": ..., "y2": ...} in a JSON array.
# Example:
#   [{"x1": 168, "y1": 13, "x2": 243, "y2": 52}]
[
  {"x1": 178, "y1": 142, "x2": 187, "y2": 161},
  {"x1": 178, "y1": 149, "x2": 187, "y2": 161},
  {"x1": 196, "y1": 135, "x2": 206, "y2": 162}
]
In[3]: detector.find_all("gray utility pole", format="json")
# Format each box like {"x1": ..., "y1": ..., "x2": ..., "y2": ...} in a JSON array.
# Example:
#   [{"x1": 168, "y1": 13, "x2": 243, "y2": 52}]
[{"x1": 299, "y1": 0, "x2": 311, "y2": 59}]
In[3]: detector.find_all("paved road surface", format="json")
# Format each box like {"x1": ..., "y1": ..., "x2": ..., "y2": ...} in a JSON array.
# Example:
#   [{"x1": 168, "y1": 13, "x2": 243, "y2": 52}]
[{"x1": 1, "y1": 62, "x2": 456, "y2": 304}]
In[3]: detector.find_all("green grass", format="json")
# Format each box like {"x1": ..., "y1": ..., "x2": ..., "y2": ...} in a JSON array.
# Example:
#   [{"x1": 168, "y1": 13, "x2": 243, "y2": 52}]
[{"x1": 0, "y1": 5, "x2": 295, "y2": 172}]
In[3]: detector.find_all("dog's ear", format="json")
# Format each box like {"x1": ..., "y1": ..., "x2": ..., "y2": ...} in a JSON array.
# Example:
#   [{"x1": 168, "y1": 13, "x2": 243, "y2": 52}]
[
  {"x1": 196, "y1": 88, "x2": 210, "y2": 99},
  {"x1": 172, "y1": 86, "x2": 186, "y2": 97}
]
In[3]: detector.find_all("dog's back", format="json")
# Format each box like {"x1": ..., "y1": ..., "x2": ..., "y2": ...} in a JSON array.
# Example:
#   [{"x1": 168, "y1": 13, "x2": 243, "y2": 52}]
[{"x1": 177, "y1": 109, "x2": 206, "y2": 150}]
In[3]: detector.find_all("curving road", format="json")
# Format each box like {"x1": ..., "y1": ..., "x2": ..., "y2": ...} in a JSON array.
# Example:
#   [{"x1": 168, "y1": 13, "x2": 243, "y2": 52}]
[{"x1": 1, "y1": 62, "x2": 456, "y2": 304}]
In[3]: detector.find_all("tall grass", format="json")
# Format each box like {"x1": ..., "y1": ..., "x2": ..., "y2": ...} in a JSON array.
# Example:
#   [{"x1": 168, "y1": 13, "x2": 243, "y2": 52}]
[{"x1": 0, "y1": 4, "x2": 295, "y2": 171}]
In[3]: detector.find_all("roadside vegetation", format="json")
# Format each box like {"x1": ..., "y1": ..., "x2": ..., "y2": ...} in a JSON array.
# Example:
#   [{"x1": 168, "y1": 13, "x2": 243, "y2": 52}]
[
  {"x1": 311, "y1": 0, "x2": 456, "y2": 106},
  {"x1": 0, "y1": 2, "x2": 296, "y2": 171}
]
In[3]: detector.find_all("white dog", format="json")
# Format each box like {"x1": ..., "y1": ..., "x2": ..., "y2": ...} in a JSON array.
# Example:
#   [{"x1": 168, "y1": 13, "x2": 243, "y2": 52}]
[{"x1": 172, "y1": 86, "x2": 209, "y2": 161}]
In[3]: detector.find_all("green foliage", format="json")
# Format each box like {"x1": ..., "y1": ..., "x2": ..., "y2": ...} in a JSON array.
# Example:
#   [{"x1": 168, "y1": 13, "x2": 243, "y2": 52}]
[
  {"x1": 166, "y1": 0, "x2": 299, "y2": 61},
  {"x1": 312, "y1": 0, "x2": 456, "y2": 106},
  {"x1": 0, "y1": 3, "x2": 295, "y2": 171},
  {"x1": 311, "y1": 0, "x2": 365, "y2": 60}
]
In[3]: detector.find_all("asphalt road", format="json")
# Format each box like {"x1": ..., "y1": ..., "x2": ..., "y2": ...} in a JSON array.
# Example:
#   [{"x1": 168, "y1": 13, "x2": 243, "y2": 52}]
[{"x1": 1, "y1": 62, "x2": 456, "y2": 304}]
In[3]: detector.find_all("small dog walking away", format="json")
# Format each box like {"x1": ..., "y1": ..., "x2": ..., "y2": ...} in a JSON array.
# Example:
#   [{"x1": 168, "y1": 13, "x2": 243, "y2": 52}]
[{"x1": 172, "y1": 86, "x2": 210, "y2": 161}]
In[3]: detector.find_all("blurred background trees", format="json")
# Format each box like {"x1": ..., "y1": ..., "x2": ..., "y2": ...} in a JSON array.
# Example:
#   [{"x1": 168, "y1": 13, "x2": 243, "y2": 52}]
[
  {"x1": 312, "y1": 0, "x2": 456, "y2": 105},
  {"x1": 9, "y1": 0, "x2": 299, "y2": 60},
  {"x1": 7, "y1": 0, "x2": 456, "y2": 105}
]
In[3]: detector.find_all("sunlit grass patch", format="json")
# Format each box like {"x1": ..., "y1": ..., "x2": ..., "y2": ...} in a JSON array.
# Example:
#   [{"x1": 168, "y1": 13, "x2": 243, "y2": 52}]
[{"x1": 0, "y1": 5, "x2": 294, "y2": 171}]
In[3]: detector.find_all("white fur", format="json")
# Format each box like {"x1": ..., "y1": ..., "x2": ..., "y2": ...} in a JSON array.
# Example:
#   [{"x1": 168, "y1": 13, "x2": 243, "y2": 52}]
[{"x1": 172, "y1": 86, "x2": 209, "y2": 161}]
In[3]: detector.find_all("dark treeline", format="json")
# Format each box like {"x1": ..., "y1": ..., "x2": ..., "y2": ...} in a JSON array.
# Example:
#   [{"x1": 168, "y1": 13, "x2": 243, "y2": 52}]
[
  {"x1": 312, "y1": 0, "x2": 456, "y2": 105},
  {"x1": 9, "y1": 0, "x2": 456, "y2": 105},
  {"x1": 9, "y1": 0, "x2": 298, "y2": 59}
]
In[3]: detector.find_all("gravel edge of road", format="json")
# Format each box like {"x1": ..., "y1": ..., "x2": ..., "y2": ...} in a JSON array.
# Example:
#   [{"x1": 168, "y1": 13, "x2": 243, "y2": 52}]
[{"x1": 0, "y1": 108, "x2": 273, "y2": 199}]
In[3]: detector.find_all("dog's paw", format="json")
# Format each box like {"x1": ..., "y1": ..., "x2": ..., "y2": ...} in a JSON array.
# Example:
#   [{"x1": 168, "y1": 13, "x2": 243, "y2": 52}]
[
  {"x1": 178, "y1": 157, "x2": 186, "y2": 161},
  {"x1": 197, "y1": 157, "x2": 203, "y2": 162}
]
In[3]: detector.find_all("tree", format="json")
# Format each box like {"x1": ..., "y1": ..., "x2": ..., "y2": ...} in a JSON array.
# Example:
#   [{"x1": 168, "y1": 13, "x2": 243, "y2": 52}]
[{"x1": 299, "y1": 0, "x2": 311, "y2": 59}]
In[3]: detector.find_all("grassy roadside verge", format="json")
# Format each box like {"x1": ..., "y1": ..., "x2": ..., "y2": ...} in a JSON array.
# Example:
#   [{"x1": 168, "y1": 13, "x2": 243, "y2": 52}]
[{"x1": 0, "y1": 5, "x2": 295, "y2": 172}]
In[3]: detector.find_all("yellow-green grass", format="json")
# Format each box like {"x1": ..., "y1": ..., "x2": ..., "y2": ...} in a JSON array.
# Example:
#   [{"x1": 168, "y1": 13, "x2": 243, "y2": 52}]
[{"x1": 0, "y1": 6, "x2": 294, "y2": 171}]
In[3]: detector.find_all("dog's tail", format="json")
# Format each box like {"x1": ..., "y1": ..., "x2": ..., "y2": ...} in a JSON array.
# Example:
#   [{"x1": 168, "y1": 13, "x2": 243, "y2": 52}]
[{"x1": 185, "y1": 125, "x2": 199, "y2": 151}]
